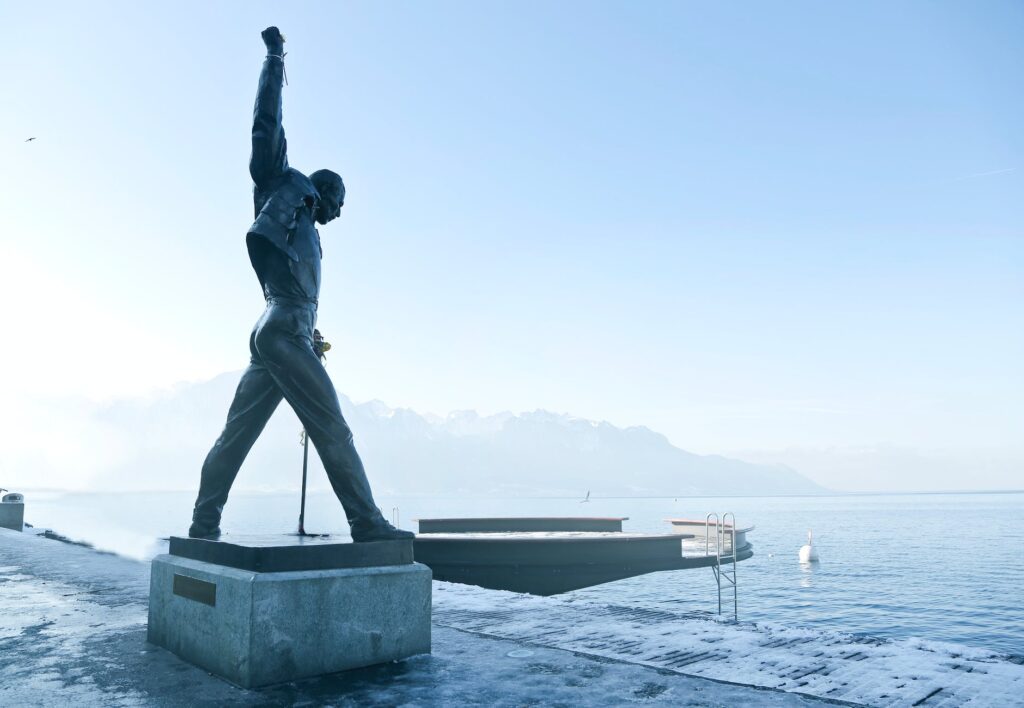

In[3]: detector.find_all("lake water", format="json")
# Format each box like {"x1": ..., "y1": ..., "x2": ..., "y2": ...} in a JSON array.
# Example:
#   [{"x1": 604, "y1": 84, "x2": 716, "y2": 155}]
[{"x1": 15, "y1": 489, "x2": 1024, "y2": 658}]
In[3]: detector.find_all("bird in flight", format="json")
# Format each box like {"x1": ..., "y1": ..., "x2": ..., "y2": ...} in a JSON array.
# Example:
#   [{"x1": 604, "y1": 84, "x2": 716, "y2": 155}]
[{"x1": 25, "y1": 137, "x2": 36, "y2": 142}]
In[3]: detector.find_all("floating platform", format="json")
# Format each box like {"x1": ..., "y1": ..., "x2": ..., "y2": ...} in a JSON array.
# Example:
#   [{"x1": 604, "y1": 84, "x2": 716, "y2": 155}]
[
  {"x1": 413, "y1": 517, "x2": 753, "y2": 596},
  {"x1": 417, "y1": 516, "x2": 628, "y2": 533}
]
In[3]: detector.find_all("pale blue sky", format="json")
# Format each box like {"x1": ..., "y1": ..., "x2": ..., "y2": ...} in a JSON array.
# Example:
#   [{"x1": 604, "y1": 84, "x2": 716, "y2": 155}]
[{"x1": 1, "y1": 2, "x2": 1021, "y2": 490}]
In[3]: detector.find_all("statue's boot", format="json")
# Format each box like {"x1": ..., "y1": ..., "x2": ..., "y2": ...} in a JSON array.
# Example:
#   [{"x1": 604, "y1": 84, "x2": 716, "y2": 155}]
[
  {"x1": 350, "y1": 518, "x2": 414, "y2": 541},
  {"x1": 309, "y1": 426, "x2": 413, "y2": 540},
  {"x1": 187, "y1": 523, "x2": 222, "y2": 540}
]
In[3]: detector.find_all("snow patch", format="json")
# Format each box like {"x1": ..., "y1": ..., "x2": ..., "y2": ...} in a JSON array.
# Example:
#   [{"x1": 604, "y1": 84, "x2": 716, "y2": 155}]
[{"x1": 433, "y1": 581, "x2": 1024, "y2": 707}]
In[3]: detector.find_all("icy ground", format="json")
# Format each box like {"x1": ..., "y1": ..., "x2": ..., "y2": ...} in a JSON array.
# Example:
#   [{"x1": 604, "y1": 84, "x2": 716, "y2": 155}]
[
  {"x1": 433, "y1": 582, "x2": 1024, "y2": 707},
  {"x1": 2, "y1": 528, "x2": 1022, "y2": 706}
]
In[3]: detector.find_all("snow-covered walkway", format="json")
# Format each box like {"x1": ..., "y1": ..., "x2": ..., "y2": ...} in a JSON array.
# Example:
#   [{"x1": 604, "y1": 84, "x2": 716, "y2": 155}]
[{"x1": 434, "y1": 581, "x2": 1024, "y2": 707}]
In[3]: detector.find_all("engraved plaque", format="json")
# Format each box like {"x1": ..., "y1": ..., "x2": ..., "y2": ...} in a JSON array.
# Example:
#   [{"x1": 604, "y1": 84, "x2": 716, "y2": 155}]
[{"x1": 173, "y1": 573, "x2": 217, "y2": 607}]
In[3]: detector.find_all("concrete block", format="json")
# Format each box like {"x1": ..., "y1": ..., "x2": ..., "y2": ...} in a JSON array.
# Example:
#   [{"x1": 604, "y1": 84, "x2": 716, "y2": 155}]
[
  {"x1": 0, "y1": 502, "x2": 24, "y2": 532},
  {"x1": 147, "y1": 554, "x2": 432, "y2": 687}
]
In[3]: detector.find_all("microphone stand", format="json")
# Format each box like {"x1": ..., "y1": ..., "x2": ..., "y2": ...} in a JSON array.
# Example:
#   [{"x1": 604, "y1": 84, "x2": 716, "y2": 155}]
[{"x1": 296, "y1": 330, "x2": 331, "y2": 537}]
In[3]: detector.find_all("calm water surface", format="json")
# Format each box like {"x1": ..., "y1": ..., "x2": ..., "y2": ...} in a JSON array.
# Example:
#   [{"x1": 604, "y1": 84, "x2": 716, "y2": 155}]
[{"x1": 18, "y1": 490, "x2": 1024, "y2": 657}]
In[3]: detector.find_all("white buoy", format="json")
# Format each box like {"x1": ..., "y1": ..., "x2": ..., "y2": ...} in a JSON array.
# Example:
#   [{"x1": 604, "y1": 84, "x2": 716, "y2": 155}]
[{"x1": 799, "y1": 530, "x2": 819, "y2": 563}]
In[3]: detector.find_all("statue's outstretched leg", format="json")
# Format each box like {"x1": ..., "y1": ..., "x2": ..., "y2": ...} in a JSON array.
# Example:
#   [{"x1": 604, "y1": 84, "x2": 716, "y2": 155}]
[
  {"x1": 254, "y1": 301, "x2": 411, "y2": 541},
  {"x1": 190, "y1": 335, "x2": 283, "y2": 538}
]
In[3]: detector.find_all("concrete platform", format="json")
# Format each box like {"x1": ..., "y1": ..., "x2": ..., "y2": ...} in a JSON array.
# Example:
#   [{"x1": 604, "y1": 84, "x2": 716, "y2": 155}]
[
  {"x1": 147, "y1": 535, "x2": 431, "y2": 688},
  {"x1": 416, "y1": 516, "x2": 629, "y2": 533}
]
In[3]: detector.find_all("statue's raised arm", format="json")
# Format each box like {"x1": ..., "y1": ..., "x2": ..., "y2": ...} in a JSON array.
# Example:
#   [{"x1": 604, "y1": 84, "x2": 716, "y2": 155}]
[{"x1": 250, "y1": 27, "x2": 289, "y2": 190}]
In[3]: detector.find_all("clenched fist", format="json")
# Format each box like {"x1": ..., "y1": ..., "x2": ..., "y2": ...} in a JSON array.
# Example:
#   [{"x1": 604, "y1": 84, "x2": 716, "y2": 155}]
[{"x1": 261, "y1": 26, "x2": 285, "y2": 54}]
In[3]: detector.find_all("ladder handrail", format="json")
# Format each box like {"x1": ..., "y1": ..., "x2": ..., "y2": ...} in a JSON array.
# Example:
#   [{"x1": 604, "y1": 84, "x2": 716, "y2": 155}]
[
  {"x1": 705, "y1": 511, "x2": 739, "y2": 623},
  {"x1": 705, "y1": 512, "x2": 719, "y2": 561},
  {"x1": 722, "y1": 511, "x2": 738, "y2": 622}
]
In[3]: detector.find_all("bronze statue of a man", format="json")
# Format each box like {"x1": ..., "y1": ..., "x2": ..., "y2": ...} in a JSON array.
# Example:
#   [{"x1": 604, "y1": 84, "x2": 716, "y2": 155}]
[{"x1": 189, "y1": 27, "x2": 412, "y2": 542}]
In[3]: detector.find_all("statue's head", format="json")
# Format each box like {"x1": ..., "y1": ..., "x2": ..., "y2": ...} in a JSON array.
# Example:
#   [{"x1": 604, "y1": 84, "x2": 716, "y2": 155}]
[{"x1": 310, "y1": 169, "x2": 345, "y2": 225}]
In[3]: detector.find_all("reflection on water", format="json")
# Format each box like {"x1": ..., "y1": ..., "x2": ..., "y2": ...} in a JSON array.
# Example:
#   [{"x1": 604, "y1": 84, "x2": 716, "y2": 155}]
[
  {"x1": 798, "y1": 560, "x2": 816, "y2": 588},
  {"x1": 18, "y1": 489, "x2": 1024, "y2": 656}
]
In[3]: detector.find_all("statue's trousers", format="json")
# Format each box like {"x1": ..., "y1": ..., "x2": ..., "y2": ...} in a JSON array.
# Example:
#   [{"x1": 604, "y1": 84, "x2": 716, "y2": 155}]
[{"x1": 191, "y1": 298, "x2": 380, "y2": 529}]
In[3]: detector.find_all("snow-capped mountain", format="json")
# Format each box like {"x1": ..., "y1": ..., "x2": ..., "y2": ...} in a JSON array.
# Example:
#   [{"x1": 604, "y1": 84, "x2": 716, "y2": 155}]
[{"x1": 80, "y1": 371, "x2": 825, "y2": 496}]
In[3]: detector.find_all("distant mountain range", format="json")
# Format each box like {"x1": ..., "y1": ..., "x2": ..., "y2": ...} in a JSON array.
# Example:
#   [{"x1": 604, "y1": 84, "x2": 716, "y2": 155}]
[{"x1": 87, "y1": 371, "x2": 825, "y2": 497}]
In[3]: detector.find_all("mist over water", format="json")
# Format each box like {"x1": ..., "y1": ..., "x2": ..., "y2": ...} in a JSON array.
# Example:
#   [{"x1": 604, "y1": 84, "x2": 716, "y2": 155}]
[{"x1": 19, "y1": 489, "x2": 1024, "y2": 657}]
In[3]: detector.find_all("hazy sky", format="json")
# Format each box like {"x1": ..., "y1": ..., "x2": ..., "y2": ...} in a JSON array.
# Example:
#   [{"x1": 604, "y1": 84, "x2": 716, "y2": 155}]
[{"x1": 1, "y1": 2, "x2": 1021, "y2": 490}]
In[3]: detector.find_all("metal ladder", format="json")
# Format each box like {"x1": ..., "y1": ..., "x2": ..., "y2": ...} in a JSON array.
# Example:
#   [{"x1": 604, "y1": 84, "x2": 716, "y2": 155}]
[{"x1": 706, "y1": 512, "x2": 738, "y2": 622}]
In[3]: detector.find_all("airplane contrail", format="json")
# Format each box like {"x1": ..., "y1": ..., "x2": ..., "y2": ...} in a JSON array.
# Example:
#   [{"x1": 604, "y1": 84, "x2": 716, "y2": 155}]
[{"x1": 956, "y1": 167, "x2": 1016, "y2": 181}]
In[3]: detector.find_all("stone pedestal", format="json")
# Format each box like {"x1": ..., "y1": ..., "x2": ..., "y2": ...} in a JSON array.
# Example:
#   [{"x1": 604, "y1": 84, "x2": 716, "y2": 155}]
[{"x1": 147, "y1": 535, "x2": 431, "y2": 688}]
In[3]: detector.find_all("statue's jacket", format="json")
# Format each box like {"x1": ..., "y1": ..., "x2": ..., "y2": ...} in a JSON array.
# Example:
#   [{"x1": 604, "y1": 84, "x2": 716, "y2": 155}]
[{"x1": 245, "y1": 55, "x2": 322, "y2": 302}]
